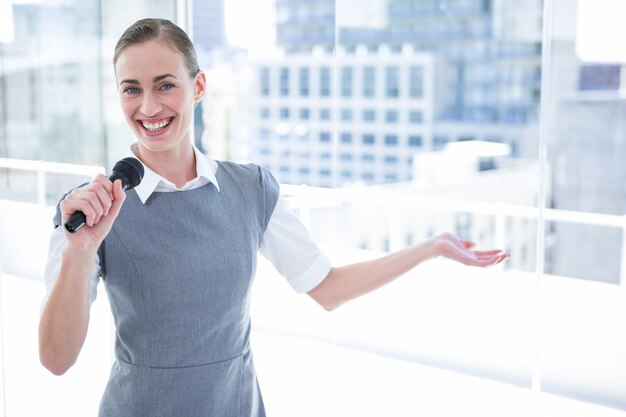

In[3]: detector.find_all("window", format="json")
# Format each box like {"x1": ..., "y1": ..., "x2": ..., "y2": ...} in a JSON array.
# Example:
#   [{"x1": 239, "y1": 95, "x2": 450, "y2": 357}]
[
  {"x1": 341, "y1": 67, "x2": 353, "y2": 97},
  {"x1": 386, "y1": 66, "x2": 400, "y2": 97},
  {"x1": 409, "y1": 135, "x2": 422, "y2": 147},
  {"x1": 319, "y1": 132, "x2": 331, "y2": 142},
  {"x1": 7, "y1": 2, "x2": 626, "y2": 414},
  {"x1": 261, "y1": 68, "x2": 270, "y2": 96},
  {"x1": 363, "y1": 109, "x2": 376, "y2": 122},
  {"x1": 409, "y1": 66, "x2": 424, "y2": 98},
  {"x1": 299, "y1": 68, "x2": 309, "y2": 96},
  {"x1": 434, "y1": 135, "x2": 448, "y2": 148},
  {"x1": 409, "y1": 110, "x2": 423, "y2": 123},
  {"x1": 341, "y1": 109, "x2": 353, "y2": 121},
  {"x1": 385, "y1": 110, "x2": 398, "y2": 123},
  {"x1": 320, "y1": 67, "x2": 331, "y2": 97},
  {"x1": 385, "y1": 135, "x2": 398, "y2": 146},
  {"x1": 280, "y1": 67, "x2": 289, "y2": 96},
  {"x1": 363, "y1": 66, "x2": 376, "y2": 97}
]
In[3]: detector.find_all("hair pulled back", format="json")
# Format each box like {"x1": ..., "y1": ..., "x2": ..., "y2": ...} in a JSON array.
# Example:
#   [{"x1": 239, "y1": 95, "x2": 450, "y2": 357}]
[{"x1": 113, "y1": 18, "x2": 199, "y2": 78}]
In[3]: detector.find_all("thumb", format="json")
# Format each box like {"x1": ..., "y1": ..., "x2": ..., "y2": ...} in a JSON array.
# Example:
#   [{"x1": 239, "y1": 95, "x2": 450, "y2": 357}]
[{"x1": 460, "y1": 240, "x2": 476, "y2": 249}]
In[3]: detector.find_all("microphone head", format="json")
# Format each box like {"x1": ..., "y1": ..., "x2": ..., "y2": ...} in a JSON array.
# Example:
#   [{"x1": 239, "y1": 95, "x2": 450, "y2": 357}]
[{"x1": 111, "y1": 157, "x2": 144, "y2": 190}]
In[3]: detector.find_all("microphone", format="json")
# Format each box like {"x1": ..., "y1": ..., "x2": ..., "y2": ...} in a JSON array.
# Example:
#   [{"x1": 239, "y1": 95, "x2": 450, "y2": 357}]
[{"x1": 64, "y1": 157, "x2": 144, "y2": 233}]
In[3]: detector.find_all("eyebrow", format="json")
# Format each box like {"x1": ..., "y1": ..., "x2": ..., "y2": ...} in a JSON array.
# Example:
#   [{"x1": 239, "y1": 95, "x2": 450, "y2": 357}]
[{"x1": 119, "y1": 73, "x2": 178, "y2": 85}]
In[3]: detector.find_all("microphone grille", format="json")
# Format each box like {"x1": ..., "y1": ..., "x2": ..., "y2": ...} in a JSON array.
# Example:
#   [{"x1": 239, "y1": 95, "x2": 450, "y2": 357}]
[{"x1": 112, "y1": 157, "x2": 145, "y2": 189}]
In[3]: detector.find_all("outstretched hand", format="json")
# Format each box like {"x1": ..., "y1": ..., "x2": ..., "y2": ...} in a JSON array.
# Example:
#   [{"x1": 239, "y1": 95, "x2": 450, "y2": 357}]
[{"x1": 433, "y1": 233, "x2": 509, "y2": 267}]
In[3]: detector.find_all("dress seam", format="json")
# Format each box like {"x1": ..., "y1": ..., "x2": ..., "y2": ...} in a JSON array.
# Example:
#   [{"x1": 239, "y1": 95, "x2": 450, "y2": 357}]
[{"x1": 116, "y1": 352, "x2": 245, "y2": 370}]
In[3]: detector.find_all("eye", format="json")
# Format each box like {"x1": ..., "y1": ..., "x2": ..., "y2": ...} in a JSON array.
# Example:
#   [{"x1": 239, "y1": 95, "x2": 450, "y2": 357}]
[
  {"x1": 160, "y1": 83, "x2": 174, "y2": 91},
  {"x1": 123, "y1": 86, "x2": 140, "y2": 95}
]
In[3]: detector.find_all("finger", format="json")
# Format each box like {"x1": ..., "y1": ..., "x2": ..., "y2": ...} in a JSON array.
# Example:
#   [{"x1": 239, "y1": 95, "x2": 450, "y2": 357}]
[
  {"x1": 61, "y1": 196, "x2": 99, "y2": 227},
  {"x1": 90, "y1": 182, "x2": 113, "y2": 217},
  {"x1": 482, "y1": 253, "x2": 510, "y2": 267},
  {"x1": 68, "y1": 176, "x2": 113, "y2": 224},
  {"x1": 496, "y1": 254, "x2": 511, "y2": 264},
  {"x1": 107, "y1": 180, "x2": 127, "y2": 218},
  {"x1": 474, "y1": 249, "x2": 503, "y2": 256},
  {"x1": 92, "y1": 173, "x2": 115, "y2": 200},
  {"x1": 69, "y1": 182, "x2": 111, "y2": 218},
  {"x1": 78, "y1": 188, "x2": 107, "y2": 226}
]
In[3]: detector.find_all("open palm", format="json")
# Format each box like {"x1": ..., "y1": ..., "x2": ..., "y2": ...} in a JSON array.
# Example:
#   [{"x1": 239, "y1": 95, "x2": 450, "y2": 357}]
[{"x1": 434, "y1": 233, "x2": 509, "y2": 267}]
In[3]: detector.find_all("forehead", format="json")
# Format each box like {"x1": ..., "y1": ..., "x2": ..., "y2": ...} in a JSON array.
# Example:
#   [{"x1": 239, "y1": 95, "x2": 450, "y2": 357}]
[{"x1": 115, "y1": 39, "x2": 186, "y2": 81}]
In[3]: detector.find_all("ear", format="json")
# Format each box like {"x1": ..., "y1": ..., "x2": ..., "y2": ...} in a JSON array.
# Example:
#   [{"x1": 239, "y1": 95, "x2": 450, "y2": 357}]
[{"x1": 194, "y1": 70, "x2": 207, "y2": 105}]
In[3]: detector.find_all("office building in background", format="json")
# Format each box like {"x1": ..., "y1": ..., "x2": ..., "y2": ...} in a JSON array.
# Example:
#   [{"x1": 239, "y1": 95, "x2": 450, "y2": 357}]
[{"x1": 242, "y1": 0, "x2": 544, "y2": 186}]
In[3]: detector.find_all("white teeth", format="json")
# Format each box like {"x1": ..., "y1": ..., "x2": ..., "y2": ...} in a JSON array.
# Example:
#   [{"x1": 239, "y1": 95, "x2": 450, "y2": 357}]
[{"x1": 142, "y1": 118, "x2": 171, "y2": 131}]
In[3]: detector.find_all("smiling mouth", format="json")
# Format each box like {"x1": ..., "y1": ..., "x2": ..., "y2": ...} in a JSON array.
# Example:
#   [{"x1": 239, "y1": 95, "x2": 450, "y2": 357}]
[{"x1": 140, "y1": 117, "x2": 173, "y2": 132}]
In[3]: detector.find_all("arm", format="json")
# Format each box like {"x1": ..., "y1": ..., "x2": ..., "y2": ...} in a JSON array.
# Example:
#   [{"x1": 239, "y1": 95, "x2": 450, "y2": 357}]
[
  {"x1": 307, "y1": 233, "x2": 509, "y2": 311},
  {"x1": 38, "y1": 176, "x2": 125, "y2": 375},
  {"x1": 39, "y1": 244, "x2": 98, "y2": 375}
]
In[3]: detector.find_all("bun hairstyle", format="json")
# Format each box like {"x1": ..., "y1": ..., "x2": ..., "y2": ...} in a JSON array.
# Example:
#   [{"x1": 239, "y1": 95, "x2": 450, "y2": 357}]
[{"x1": 113, "y1": 18, "x2": 200, "y2": 78}]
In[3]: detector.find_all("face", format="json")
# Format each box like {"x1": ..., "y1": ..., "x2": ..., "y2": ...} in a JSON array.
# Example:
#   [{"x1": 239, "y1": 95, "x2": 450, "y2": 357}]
[{"x1": 114, "y1": 39, "x2": 205, "y2": 156}]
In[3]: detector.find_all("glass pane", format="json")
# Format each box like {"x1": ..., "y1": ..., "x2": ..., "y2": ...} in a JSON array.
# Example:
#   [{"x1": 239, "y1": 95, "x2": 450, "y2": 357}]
[
  {"x1": 332, "y1": 0, "x2": 542, "y2": 399},
  {"x1": 238, "y1": 0, "x2": 544, "y2": 414},
  {"x1": 0, "y1": 2, "x2": 178, "y2": 416},
  {"x1": 2, "y1": 2, "x2": 103, "y2": 164},
  {"x1": 541, "y1": 0, "x2": 626, "y2": 409},
  {"x1": 2, "y1": 0, "x2": 624, "y2": 416}
]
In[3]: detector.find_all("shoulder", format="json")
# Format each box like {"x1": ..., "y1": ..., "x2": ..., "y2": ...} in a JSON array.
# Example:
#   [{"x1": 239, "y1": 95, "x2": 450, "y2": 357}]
[
  {"x1": 216, "y1": 160, "x2": 264, "y2": 176},
  {"x1": 214, "y1": 161, "x2": 279, "y2": 230},
  {"x1": 215, "y1": 161, "x2": 278, "y2": 189}
]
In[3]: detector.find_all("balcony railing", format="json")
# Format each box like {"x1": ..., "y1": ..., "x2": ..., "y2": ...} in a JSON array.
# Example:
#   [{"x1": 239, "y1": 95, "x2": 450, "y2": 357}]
[
  {"x1": 1, "y1": 157, "x2": 626, "y2": 413},
  {"x1": 0, "y1": 157, "x2": 104, "y2": 206},
  {"x1": 1, "y1": 157, "x2": 625, "y2": 287}
]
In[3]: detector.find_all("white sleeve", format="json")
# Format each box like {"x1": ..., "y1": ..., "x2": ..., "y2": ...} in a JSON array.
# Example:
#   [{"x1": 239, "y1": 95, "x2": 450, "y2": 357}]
[
  {"x1": 259, "y1": 195, "x2": 332, "y2": 293},
  {"x1": 41, "y1": 226, "x2": 101, "y2": 311}
]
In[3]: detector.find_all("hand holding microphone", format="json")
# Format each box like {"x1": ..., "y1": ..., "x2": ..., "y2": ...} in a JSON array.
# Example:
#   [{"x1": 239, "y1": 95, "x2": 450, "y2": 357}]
[{"x1": 63, "y1": 157, "x2": 144, "y2": 234}]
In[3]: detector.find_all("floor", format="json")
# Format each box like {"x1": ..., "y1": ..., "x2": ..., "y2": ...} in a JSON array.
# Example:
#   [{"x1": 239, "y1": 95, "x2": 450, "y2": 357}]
[{"x1": 2, "y1": 273, "x2": 626, "y2": 417}]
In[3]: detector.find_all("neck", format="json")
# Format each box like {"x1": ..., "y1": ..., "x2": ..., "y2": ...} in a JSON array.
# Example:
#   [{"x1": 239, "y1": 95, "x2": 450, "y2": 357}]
[{"x1": 132, "y1": 142, "x2": 197, "y2": 188}]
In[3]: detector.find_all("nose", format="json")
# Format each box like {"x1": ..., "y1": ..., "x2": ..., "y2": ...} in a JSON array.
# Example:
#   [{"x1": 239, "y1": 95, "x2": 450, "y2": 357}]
[{"x1": 140, "y1": 90, "x2": 162, "y2": 117}]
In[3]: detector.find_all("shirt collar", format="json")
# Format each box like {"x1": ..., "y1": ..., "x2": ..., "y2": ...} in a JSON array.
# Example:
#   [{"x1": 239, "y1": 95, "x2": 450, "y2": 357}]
[{"x1": 128, "y1": 144, "x2": 220, "y2": 204}]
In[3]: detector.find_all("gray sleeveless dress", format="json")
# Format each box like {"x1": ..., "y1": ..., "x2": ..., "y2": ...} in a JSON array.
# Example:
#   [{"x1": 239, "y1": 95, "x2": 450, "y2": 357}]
[{"x1": 96, "y1": 162, "x2": 278, "y2": 416}]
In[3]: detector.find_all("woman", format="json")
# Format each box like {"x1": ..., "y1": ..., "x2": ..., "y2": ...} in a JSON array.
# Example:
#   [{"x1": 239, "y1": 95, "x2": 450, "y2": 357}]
[{"x1": 38, "y1": 18, "x2": 509, "y2": 417}]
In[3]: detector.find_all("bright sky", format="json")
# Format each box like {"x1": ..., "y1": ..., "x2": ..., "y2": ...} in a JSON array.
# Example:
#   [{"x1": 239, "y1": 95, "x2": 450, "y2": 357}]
[
  {"x1": 0, "y1": 0, "x2": 15, "y2": 43},
  {"x1": 576, "y1": 0, "x2": 626, "y2": 62},
  {"x1": 225, "y1": 0, "x2": 277, "y2": 57}
]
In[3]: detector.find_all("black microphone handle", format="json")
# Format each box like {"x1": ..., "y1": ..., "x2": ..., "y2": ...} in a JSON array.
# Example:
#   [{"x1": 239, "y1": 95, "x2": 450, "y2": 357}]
[
  {"x1": 64, "y1": 173, "x2": 130, "y2": 233},
  {"x1": 64, "y1": 210, "x2": 88, "y2": 234}
]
